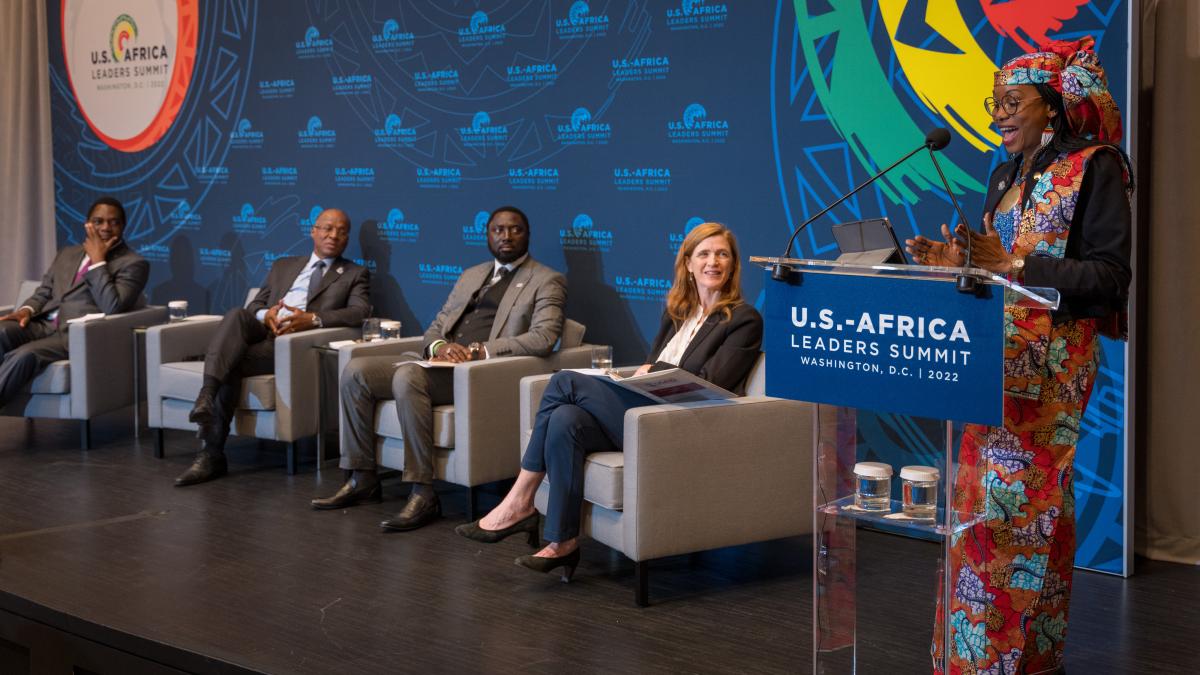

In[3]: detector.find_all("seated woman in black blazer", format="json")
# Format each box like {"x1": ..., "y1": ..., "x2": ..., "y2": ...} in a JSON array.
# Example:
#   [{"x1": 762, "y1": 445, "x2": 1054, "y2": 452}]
[{"x1": 456, "y1": 222, "x2": 763, "y2": 580}]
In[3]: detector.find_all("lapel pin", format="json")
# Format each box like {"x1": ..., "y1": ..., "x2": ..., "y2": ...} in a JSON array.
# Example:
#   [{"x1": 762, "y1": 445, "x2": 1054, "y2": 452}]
[
  {"x1": 998, "y1": 180, "x2": 1007, "y2": 190},
  {"x1": 336, "y1": 266, "x2": 344, "y2": 274}
]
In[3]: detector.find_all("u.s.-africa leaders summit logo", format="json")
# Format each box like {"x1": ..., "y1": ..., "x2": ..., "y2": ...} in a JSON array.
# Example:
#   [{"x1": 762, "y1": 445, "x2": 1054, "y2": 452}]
[{"x1": 61, "y1": 0, "x2": 198, "y2": 152}]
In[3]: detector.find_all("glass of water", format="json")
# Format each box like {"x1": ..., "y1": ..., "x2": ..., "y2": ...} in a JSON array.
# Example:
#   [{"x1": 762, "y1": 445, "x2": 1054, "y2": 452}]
[
  {"x1": 590, "y1": 345, "x2": 613, "y2": 372},
  {"x1": 168, "y1": 300, "x2": 188, "y2": 323},
  {"x1": 380, "y1": 320, "x2": 402, "y2": 339},
  {"x1": 362, "y1": 318, "x2": 382, "y2": 342}
]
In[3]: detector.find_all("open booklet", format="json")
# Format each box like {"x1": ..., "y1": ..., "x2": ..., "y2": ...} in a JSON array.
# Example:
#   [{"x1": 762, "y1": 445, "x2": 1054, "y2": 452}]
[{"x1": 570, "y1": 367, "x2": 735, "y2": 404}]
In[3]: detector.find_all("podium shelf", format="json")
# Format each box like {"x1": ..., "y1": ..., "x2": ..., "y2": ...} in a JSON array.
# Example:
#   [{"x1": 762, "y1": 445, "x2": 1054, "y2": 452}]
[
  {"x1": 817, "y1": 495, "x2": 984, "y2": 536},
  {"x1": 749, "y1": 255, "x2": 1059, "y2": 310}
]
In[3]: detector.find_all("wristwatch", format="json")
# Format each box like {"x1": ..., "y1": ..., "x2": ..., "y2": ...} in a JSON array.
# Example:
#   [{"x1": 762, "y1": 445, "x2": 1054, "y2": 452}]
[
  {"x1": 468, "y1": 342, "x2": 483, "y2": 361},
  {"x1": 1010, "y1": 254, "x2": 1026, "y2": 281}
]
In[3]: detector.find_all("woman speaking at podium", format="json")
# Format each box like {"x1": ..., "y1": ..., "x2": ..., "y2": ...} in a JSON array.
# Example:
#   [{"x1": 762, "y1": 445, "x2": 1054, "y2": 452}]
[
  {"x1": 455, "y1": 222, "x2": 762, "y2": 581},
  {"x1": 905, "y1": 38, "x2": 1132, "y2": 674}
]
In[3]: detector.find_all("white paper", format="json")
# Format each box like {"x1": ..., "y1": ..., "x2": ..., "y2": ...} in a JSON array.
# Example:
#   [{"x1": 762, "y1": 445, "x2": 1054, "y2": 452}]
[
  {"x1": 327, "y1": 339, "x2": 357, "y2": 349},
  {"x1": 66, "y1": 313, "x2": 106, "y2": 324}
]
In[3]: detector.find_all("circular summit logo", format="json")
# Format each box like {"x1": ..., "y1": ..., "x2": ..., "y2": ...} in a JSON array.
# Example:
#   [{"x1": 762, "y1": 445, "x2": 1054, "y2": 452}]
[{"x1": 61, "y1": 0, "x2": 198, "y2": 153}]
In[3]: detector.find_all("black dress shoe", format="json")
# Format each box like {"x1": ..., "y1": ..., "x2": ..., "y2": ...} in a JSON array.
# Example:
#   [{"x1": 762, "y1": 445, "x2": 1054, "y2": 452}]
[
  {"x1": 311, "y1": 477, "x2": 382, "y2": 510},
  {"x1": 379, "y1": 493, "x2": 441, "y2": 531},
  {"x1": 514, "y1": 547, "x2": 581, "y2": 583},
  {"x1": 174, "y1": 453, "x2": 227, "y2": 487},
  {"x1": 188, "y1": 392, "x2": 216, "y2": 426},
  {"x1": 455, "y1": 512, "x2": 540, "y2": 547}
]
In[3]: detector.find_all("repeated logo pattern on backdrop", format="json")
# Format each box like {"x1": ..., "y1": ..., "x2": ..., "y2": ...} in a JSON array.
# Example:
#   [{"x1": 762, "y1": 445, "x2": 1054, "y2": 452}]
[{"x1": 47, "y1": 1, "x2": 1130, "y2": 574}]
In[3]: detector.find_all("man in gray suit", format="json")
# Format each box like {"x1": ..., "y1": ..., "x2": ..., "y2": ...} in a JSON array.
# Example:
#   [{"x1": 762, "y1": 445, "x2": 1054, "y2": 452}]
[
  {"x1": 174, "y1": 207, "x2": 370, "y2": 486},
  {"x1": 0, "y1": 196, "x2": 149, "y2": 406},
  {"x1": 313, "y1": 206, "x2": 566, "y2": 532}
]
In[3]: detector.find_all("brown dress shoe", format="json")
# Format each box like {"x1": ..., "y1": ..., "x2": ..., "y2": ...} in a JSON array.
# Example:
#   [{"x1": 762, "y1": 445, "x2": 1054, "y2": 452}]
[
  {"x1": 379, "y1": 493, "x2": 441, "y2": 531},
  {"x1": 174, "y1": 451, "x2": 228, "y2": 487},
  {"x1": 311, "y1": 476, "x2": 382, "y2": 510}
]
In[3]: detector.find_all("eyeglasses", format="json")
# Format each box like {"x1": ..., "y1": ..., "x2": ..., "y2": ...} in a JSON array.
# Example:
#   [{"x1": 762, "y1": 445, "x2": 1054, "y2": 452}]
[
  {"x1": 88, "y1": 217, "x2": 123, "y2": 226},
  {"x1": 314, "y1": 224, "x2": 349, "y2": 237},
  {"x1": 983, "y1": 95, "x2": 1043, "y2": 116}
]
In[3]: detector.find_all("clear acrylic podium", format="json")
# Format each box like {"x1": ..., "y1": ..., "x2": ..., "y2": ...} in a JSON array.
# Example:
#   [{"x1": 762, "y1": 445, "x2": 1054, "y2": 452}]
[{"x1": 750, "y1": 256, "x2": 1059, "y2": 674}]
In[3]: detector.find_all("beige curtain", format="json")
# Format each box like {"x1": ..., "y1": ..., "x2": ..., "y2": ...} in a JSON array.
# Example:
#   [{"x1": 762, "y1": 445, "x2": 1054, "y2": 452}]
[
  {"x1": 0, "y1": 0, "x2": 55, "y2": 306},
  {"x1": 1137, "y1": 0, "x2": 1200, "y2": 564}
]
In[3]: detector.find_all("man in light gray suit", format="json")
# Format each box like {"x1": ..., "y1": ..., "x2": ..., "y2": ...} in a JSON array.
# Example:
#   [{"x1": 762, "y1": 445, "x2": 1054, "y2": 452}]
[
  {"x1": 313, "y1": 206, "x2": 566, "y2": 532},
  {"x1": 0, "y1": 196, "x2": 149, "y2": 406}
]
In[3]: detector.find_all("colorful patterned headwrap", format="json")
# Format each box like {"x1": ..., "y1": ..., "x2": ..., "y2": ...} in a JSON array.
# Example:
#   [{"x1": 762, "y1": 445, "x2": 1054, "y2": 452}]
[{"x1": 995, "y1": 36, "x2": 1122, "y2": 144}]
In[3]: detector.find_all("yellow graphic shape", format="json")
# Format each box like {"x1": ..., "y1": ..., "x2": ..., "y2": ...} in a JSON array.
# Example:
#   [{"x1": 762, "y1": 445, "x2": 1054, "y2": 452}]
[
  {"x1": 111, "y1": 15, "x2": 137, "y2": 61},
  {"x1": 879, "y1": 0, "x2": 1001, "y2": 151}
]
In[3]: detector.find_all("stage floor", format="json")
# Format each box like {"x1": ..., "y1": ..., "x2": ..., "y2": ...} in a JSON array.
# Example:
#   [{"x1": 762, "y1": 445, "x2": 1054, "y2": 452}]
[{"x1": 0, "y1": 414, "x2": 1195, "y2": 674}]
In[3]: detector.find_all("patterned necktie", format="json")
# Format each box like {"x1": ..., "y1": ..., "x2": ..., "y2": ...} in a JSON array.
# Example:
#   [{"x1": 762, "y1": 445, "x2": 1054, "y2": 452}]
[{"x1": 307, "y1": 260, "x2": 326, "y2": 301}]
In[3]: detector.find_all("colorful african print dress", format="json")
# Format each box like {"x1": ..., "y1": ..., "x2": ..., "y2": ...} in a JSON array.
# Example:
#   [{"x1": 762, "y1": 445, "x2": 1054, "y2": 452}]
[{"x1": 932, "y1": 146, "x2": 1122, "y2": 675}]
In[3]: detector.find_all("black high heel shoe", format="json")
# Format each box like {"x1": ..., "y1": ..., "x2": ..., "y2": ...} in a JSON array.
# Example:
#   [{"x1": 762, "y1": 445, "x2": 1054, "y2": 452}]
[
  {"x1": 514, "y1": 547, "x2": 581, "y2": 583},
  {"x1": 455, "y1": 512, "x2": 540, "y2": 548}
]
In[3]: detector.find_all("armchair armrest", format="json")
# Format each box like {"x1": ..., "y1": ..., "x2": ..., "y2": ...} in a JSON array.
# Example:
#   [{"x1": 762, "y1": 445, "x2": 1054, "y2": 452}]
[
  {"x1": 544, "y1": 344, "x2": 594, "y2": 371},
  {"x1": 69, "y1": 306, "x2": 170, "y2": 419},
  {"x1": 335, "y1": 336, "x2": 425, "y2": 380},
  {"x1": 145, "y1": 316, "x2": 223, "y2": 365},
  {"x1": 145, "y1": 316, "x2": 223, "y2": 427},
  {"x1": 0, "y1": 304, "x2": 13, "y2": 315},
  {"x1": 271, "y1": 327, "x2": 358, "y2": 441},
  {"x1": 519, "y1": 373, "x2": 554, "y2": 458},
  {"x1": 620, "y1": 396, "x2": 815, "y2": 561},
  {"x1": 452, "y1": 356, "x2": 555, "y2": 485}
]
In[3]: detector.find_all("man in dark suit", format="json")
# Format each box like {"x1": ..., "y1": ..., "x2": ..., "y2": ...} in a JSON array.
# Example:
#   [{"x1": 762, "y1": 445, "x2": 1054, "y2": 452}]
[
  {"x1": 312, "y1": 206, "x2": 566, "y2": 532},
  {"x1": 0, "y1": 196, "x2": 149, "y2": 406},
  {"x1": 174, "y1": 207, "x2": 370, "y2": 486}
]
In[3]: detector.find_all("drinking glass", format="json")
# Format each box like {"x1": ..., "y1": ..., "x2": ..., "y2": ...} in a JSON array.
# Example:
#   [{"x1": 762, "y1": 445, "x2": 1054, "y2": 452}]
[
  {"x1": 362, "y1": 318, "x2": 382, "y2": 342},
  {"x1": 168, "y1": 300, "x2": 188, "y2": 323},
  {"x1": 590, "y1": 345, "x2": 613, "y2": 371},
  {"x1": 380, "y1": 320, "x2": 402, "y2": 339}
]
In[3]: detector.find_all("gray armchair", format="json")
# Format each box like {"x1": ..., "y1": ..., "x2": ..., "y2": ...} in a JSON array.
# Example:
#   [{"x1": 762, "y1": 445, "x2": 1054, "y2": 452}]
[
  {"x1": 0, "y1": 279, "x2": 168, "y2": 448},
  {"x1": 518, "y1": 354, "x2": 814, "y2": 605},
  {"x1": 339, "y1": 320, "x2": 591, "y2": 518},
  {"x1": 145, "y1": 292, "x2": 358, "y2": 474}
]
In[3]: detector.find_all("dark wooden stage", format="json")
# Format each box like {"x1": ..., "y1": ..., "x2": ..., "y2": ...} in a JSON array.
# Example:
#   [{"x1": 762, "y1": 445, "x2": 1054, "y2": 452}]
[{"x1": 0, "y1": 414, "x2": 1195, "y2": 674}]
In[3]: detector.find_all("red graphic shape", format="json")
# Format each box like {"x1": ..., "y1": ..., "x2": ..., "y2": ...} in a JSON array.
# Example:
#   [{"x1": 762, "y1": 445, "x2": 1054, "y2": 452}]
[{"x1": 980, "y1": 0, "x2": 1090, "y2": 52}]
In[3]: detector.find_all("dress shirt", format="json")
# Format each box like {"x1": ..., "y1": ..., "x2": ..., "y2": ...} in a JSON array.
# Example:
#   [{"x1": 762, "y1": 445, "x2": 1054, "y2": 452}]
[
  {"x1": 490, "y1": 253, "x2": 528, "y2": 284},
  {"x1": 656, "y1": 306, "x2": 707, "y2": 366}
]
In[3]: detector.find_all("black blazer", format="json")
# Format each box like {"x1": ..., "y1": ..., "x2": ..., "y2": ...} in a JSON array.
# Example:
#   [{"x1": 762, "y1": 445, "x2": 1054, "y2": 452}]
[
  {"x1": 22, "y1": 241, "x2": 149, "y2": 324},
  {"x1": 246, "y1": 255, "x2": 371, "y2": 328},
  {"x1": 981, "y1": 148, "x2": 1131, "y2": 322},
  {"x1": 645, "y1": 303, "x2": 763, "y2": 395}
]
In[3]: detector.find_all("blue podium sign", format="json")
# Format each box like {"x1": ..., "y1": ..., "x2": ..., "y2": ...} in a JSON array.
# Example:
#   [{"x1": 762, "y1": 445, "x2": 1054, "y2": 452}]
[{"x1": 763, "y1": 268, "x2": 1003, "y2": 426}]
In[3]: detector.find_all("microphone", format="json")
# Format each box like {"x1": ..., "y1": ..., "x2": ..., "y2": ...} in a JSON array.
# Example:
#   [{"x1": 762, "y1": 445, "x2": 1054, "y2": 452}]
[
  {"x1": 771, "y1": 128, "x2": 952, "y2": 282},
  {"x1": 920, "y1": 130, "x2": 980, "y2": 294}
]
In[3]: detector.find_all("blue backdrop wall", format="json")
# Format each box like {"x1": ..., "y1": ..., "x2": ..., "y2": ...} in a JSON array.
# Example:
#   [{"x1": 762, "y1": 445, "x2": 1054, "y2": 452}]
[{"x1": 47, "y1": 0, "x2": 1132, "y2": 574}]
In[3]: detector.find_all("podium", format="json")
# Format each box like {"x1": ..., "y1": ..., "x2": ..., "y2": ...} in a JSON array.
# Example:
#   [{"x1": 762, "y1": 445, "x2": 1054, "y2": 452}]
[{"x1": 750, "y1": 256, "x2": 1059, "y2": 673}]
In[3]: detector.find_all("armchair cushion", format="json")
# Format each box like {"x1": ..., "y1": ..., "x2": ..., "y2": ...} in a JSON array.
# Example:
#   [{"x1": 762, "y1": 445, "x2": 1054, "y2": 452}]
[
  {"x1": 29, "y1": 361, "x2": 71, "y2": 394},
  {"x1": 158, "y1": 361, "x2": 277, "y2": 411},
  {"x1": 541, "y1": 451, "x2": 625, "y2": 511},
  {"x1": 374, "y1": 400, "x2": 455, "y2": 448}
]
